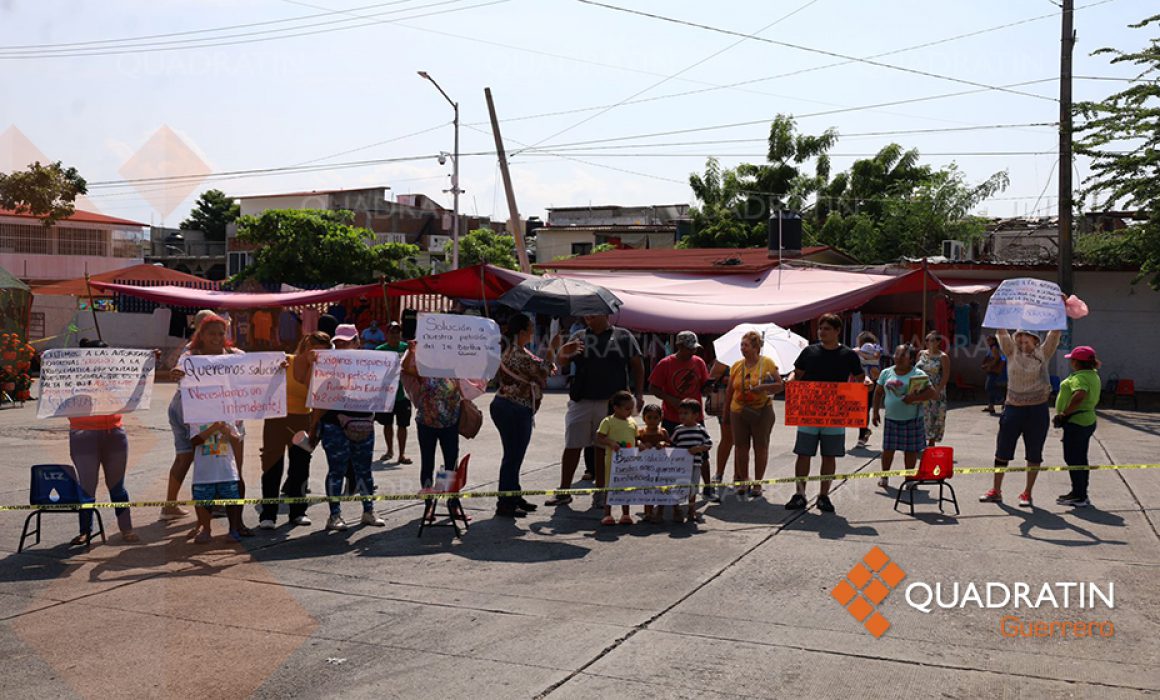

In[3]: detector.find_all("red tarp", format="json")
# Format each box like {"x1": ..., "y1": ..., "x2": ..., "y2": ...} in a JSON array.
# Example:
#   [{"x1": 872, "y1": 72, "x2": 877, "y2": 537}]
[
  {"x1": 88, "y1": 265, "x2": 529, "y2": 309},
  {"x1": 34, "y1": 264, "x2": 220, "y2": 297}
]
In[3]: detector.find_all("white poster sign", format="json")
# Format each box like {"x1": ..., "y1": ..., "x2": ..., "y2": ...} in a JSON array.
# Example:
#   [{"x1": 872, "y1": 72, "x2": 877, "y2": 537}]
[
  {"x1": 416, "y1": 312, "x2": 501, "y2": 380},
  {"x1": 308, "y1": 350, "x2": 400, "y2": 413},
  {"x1": 607, "y1": 448, "x2": 697, "y2": 506},
  {"x1": 179, "y1": 352, "x2": 287, "y2": 424},
  {"x1": 37, "y1": 348, "x2": 156, "y2": 419},
  {"x1": 982, "y1": 278, "x2": 1067, "y2": 331}
]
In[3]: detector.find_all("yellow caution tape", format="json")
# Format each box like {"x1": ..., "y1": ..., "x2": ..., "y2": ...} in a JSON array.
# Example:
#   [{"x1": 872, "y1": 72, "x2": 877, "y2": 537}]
[{"x1": 0, "y1": 463, "x2": 1156, "y2": 512}]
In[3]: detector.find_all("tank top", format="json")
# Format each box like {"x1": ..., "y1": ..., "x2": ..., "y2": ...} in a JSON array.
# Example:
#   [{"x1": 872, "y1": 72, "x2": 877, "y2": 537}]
[{"x1": 286, "y1": 354, "x2": 311, "y2": 415}]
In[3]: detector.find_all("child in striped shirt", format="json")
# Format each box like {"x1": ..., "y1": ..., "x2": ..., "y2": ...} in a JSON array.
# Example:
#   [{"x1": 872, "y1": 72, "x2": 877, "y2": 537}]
[{"x1": 670, "y1": 399, "x2": 713, "y2": 523}]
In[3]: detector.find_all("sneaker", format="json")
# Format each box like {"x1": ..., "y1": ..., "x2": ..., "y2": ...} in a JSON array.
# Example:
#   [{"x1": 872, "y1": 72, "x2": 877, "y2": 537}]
[
  {"x1": 817, "y1": 495, "x2": 835, "y2": 513},
  {"x1": 1060, "y1": 495, "x2": 1090, "y2": 508},
  {"x1": 709, "y1": 477, "x2": 722, "y2": 503},
  {"x1": 291, "y1": 515, "x2": 312, "y2": 527},
  {"x1": 1056, "y1": 492, "x2": 1079, "y2": 504},
  {"x1": 228, "y1": 529, "x2": 244, "y2": 542},
  {"x1": 544, "y1": 494, "x2": 573, "y2": 506},
  {"x1": 360, "y1": 511, "x2": 386, "y2": 527},
  {"x1": 979, "y1": 489, "x2": 1003, "y2": 503},
  {"x1": 785, "y1": 493, "x2": 808, "y2": 510},
  {"x1": 856, "y1": 438, "x2": 868, "y2": 448},
  {"x1": 877, "y1": 477, "x2": 889, "y2": 489},
  {"x1": 258, "y1": 519, "x2": 276, "y2": 530},
  {"x1": 325, "y1": 516, "x2": 348, "y2": 531},
  {"x1": 1017, "y1": 492, "x2": 1033, "y2": 508}
]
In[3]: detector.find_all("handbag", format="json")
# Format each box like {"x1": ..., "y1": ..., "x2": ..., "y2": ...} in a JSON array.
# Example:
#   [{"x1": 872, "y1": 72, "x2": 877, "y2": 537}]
[
  {"x1": 458, "y1": 398, "x2": 483, "y2": 439},
  {"x1": 336, "y1": 414, "x2": 375, "y2": 442}
]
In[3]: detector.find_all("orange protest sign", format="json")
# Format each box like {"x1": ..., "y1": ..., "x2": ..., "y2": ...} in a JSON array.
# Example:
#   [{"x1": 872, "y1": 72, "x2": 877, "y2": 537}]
[{"x1": 784, "y1": 381, "x2": 868, "y2": 428}]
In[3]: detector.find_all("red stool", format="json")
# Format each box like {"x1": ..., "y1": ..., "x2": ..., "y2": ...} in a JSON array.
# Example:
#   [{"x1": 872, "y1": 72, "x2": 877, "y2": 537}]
[
  {"x1": 893, "y1": 446, "x2": 959, "y2": 516},
  {"x1": 1112, "y1": 379, "x2": 1138, "y2": 410}
]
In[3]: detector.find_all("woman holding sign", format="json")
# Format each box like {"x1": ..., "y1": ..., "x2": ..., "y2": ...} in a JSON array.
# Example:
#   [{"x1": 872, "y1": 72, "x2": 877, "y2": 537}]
[
  {"x1": 980, "y1": 328, "x2": 1061, "y2": 507},
  {"x1": 164, "y1": 314, "x2": 245, "y2": 522},
  {"x1": 491, "y1": 314, "x2": 550, "y2": 518},
  {"x1": 724, "y1": 331, "x2": 784, "y2": 498}
]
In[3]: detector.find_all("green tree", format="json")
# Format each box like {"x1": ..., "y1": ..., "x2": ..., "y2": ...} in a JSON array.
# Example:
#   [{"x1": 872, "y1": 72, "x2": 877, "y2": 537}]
[
  {"x1": 180, "y1": 189, "x2": 240, "y2": 241},
  {"x1": 0, "y1": 161, "x2": 87, "y2": 226},
  {"x1": 233, "y1": 209, "x2": 420, "y2": 286},
  {"x1": 681, "y1": 115, "x2": 837, "y2": 248},
  {"x1": 1076, "y1": 13, "x2": 1160, "y2": 287},
  {"x1": 817, "y1": 165, "x2": 1008, "y2": 263},
  {"x1": 459, "y1": 228, "x2": 519, "y2": 269}
]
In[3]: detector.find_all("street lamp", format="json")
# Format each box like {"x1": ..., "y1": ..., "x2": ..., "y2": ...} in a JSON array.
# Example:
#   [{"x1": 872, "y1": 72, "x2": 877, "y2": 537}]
[{"x1": 418, "y1": 70, "x2": 461, "y2": 270}]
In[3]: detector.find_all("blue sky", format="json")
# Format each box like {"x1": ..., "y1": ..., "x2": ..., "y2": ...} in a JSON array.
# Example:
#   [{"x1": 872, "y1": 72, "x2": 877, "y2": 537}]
[{"x1": 0, "y1": 0, "x2": 1150, "y2": 227}]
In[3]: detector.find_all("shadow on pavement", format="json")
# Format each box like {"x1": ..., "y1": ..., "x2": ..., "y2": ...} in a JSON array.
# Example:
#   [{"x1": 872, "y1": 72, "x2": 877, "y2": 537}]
[
  {"x1": 785, "y1": 510, "x2": 880, "y2": 539},
  {"x1": 998, "y1": 503, "x2": 1127, "y2": 546}
]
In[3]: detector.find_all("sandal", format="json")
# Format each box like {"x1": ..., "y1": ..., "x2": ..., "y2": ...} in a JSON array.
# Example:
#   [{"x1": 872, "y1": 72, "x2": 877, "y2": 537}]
[
  {"x1": 398, "y1": 456, "x2": 413, "y2": 465},
  {"x1": 601, "y1": 515, "x2": 616, "y2": 526},
  {"x1": 545, "y1": 494, "x2": 573, "y2": 506},
  {"x1": 121, "y1": 531, "x2": 141, "y2": 543},
  {"x1": 70, "y1": 533, "x2": 90, "y2": 546},
  {"x1": 749, "y1": 486, "x2": 763, "y2": 497},
  {"x1": 236, "y1": 526, "x2": 255, "y2": 537},
  {"x1": 618, "y1": 514, "x2": 633, "y2": 526}
]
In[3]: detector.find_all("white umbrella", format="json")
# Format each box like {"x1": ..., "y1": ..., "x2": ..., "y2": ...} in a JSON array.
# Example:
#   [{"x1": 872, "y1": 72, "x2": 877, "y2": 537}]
[{"x1": 713, "y1": 323, "x2": 810, "y2": 373}]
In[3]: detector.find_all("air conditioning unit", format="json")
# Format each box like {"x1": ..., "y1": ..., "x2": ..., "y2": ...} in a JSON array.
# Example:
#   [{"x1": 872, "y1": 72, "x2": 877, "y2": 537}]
[{"x1": 942, "y1": 240, "x2": 966, "y2": 261}]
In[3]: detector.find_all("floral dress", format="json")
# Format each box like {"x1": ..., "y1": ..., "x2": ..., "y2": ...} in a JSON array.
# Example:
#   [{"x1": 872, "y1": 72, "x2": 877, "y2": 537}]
[{"x1": 917, "y1": 351, "x2": 947, "y2": 443}]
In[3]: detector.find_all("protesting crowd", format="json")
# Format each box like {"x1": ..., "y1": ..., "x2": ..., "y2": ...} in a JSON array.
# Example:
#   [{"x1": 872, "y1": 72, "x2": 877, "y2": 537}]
[{"x1": 47, "y1": 283, "x2": 1103, "y2": 547}]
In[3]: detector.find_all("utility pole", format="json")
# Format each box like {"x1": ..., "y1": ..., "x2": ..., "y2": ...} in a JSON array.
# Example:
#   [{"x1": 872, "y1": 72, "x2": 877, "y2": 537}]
[
  {"x1": 1058, "y1": 0, "x2": 1075, "y2": 295},
  {"x1": 484, "y1": 87, "x2": 532, "y2": 274},
  {"x1": 417, "y1": 71, "x2": 461, "y2": 269}
]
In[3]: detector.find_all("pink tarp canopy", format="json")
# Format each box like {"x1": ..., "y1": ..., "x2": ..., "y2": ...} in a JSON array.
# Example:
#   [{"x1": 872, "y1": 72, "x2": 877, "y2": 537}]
[
  {"x1": 87, "y1": 281, "x2": 383, "y2": 309},
  {"x1": 549, "y1": 267, "x2": 939, "y2": 334}
]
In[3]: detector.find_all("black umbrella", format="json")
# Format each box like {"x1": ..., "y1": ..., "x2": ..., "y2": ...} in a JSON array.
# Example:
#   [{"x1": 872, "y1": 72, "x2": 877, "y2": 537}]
[{"x1": 497, "y1": 277, "x2": 622, "y2": 316}]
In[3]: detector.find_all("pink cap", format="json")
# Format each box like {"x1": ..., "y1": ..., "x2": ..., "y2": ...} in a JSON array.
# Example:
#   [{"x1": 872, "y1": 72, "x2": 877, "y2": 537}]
[{"x1": 1064, "y1": 345, "x2": 1097, "y2": 362}]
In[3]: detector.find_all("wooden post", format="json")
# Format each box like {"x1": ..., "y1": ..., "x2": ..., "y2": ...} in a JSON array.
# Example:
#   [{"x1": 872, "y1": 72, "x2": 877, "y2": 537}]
[
  {"x1": 920, "y1": 257, "x2": 928, "y2": 342},
  {"x1": 485, "y1": 87, "x2": 532, "y2": 274},
  {"x1": 84, "y1": 273, "x2": 103, "y2": 343}
]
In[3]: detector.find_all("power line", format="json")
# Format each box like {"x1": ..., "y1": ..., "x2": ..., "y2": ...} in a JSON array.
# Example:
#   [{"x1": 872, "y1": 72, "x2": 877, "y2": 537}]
[
  {"x1": 575, "y1": 0, "x2": 1058, "y2": 102},
  {"x1": 0, "y1": 0, "x2": 509, "y2": 59},
  {"x1": 0, "y1": 0, "x2": 422, "y2": 51},
  {"x1": 514, "y1": 0, "x2": 823, "y2": 155},
  {"x1": 519, "y1": 151, "x2": 1060, "y2": 158}
]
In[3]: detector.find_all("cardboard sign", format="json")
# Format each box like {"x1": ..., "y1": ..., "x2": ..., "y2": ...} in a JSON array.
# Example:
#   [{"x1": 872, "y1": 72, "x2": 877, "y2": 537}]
[
  {"x1": 607, "y1": 448, "x2": 697, "y2": 506},
  {"x1": 37, "y1": 348, "x2": 156, "y2": 419},
  {"x1": 308, "y1": 349, "x2": 400, "y2": 413},
  {"x1": 982, "y1": 278, "x2": 1067, "y2": 331},
  {"x1": 416, "y1": 312, "x2": 501, "y2": 380},
  {"x1": 179, "y1": 352, "x2": 287, "y2": 424},
  {"x1": 784, "y1": 381, "x2": 868, "y2": 428}
]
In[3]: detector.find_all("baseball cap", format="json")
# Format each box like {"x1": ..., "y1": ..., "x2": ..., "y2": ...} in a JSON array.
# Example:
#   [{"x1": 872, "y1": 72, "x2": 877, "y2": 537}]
[
  {"x1": 676, "y1": 331, "x2": 699, "y2": 349},
  {"x1": 333, "y1": 324, "x2": 359, "y2": 342},
  {"x1": 386, "y1": 321, "x2": 402, "y2": 331},
  {"x1": 1064, "y1": 345, "x2": 1097, "y2": 362}
]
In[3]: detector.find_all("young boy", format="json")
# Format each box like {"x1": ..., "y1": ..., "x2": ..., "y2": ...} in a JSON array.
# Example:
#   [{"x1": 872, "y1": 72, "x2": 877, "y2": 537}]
[
  {"x1": 670, "y1": 398, "x2": 713, "y2": 523},
  {"x1": 595, "y1": 390, "x2": 638, "y2": 526},
  {"x1": 872, "y1": 345, "x2": 938, "y2": 489},
  {"x1": 190, "y1": 420, "x2": 249, "y2": 543}
]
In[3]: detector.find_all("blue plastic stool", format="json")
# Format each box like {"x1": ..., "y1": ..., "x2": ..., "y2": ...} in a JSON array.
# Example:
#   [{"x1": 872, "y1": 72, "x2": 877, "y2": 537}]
[{"x1": 18, "y1": 464, "x2": 105, "y2": 552}]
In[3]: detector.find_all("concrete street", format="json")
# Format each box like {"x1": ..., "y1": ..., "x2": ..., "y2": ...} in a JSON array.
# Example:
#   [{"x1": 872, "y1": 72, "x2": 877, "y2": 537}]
[{"x1": 1, "y1": 386, "x2": 1158, "y2": 698}]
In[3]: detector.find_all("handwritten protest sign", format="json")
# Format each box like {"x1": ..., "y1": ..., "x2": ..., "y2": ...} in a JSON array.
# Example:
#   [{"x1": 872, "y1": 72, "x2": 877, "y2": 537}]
[
  {"x1": 179, "y1": 352, "x2": 287, "y2": 424},
  {"x1": 416, "y1": 312, "x2": 501, "y2": 380},
  {"x1": 982, "y1": 277, "x2": 1067, "y2": 331},
  {"x1": 608, "y1": 448, "x2": 696, "y2": 506},
  {"x1": 308, "y1": 349, "x2": 400, "y2": 413},
  {"x1": 37, "y1": 348, "x2": 155, "y2": 419},
  {"x1": 784, "y1": 381, "x2": 868, "y2": 428}
]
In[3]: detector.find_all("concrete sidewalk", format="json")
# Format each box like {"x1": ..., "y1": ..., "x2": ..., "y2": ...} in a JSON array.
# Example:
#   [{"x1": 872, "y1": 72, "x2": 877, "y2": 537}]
[{"x1": 0, "y1": 386, "x2": 1157, "y2": 698}]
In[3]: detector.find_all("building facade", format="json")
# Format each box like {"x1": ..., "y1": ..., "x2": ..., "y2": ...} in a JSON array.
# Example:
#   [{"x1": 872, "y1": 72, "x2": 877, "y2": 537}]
[
  {"x1": 0, "y1": 208, "x2": 147, "y2": 284},
  {"x1": 534, "y1": 203, "x2": 690, "y2": 263}
]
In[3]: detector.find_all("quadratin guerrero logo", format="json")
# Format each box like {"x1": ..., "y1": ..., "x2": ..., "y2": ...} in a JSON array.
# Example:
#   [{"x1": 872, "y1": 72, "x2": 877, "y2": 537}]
[
  {"x1": 831, "y1": 546, "x2": 906, "y2": 638},
  {"x1": 833, "y1": 547, "x2": 1117, "y2": 639}
]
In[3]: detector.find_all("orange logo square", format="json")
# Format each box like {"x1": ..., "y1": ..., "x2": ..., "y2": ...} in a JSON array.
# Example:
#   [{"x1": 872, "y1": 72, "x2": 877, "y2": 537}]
[{"x1": 834, "y1": 548, "x2": 907, "y2": 637}]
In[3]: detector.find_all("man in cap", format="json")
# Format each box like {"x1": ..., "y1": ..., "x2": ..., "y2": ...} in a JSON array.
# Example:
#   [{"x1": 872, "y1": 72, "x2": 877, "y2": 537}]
[{"x1": 649, "y1": 331, "x2": 710, "y2": 435}]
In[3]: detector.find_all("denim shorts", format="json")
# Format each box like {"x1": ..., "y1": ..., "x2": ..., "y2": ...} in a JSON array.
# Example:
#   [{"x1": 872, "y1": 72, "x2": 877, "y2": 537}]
[
  {"x1": 995, "y1": 402, "x2": 1050, "y2": 463},
  {"x1": 168, "y1": 393, "x2": 193, "y2": 454},
  {"x1": 192, "y1": 480, "x2": 241, "y2": 502}
]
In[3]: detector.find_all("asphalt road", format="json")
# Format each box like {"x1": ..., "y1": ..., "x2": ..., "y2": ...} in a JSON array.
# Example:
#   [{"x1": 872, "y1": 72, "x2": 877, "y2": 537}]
[{"x1": 1, "y1": 386, "x2": 1158, "y2": 698}]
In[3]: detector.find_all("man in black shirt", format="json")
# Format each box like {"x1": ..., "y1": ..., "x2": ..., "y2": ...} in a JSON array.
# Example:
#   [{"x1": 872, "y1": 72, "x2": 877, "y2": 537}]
[
  {"x1": 788, "y1": 313, "x2": 865, "y2": 513},
  {"x1": 546, "y1": 314, "x2": 644, "y2": 506}
]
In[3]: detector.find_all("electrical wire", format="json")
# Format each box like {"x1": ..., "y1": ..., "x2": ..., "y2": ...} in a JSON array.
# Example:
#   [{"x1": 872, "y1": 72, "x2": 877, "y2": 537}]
[{"x1": 574, "y1": 0, "x2": 1057, "y2": 102}]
